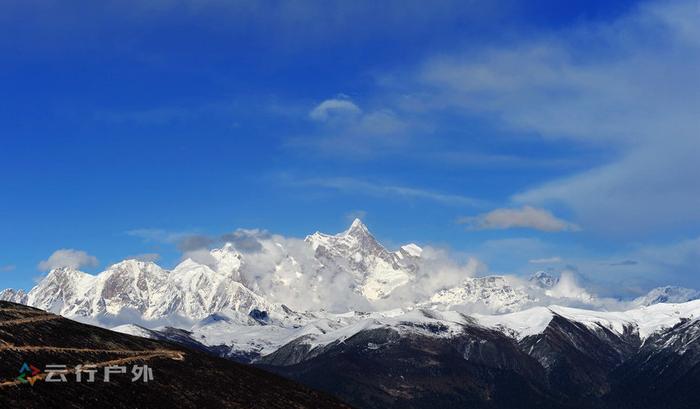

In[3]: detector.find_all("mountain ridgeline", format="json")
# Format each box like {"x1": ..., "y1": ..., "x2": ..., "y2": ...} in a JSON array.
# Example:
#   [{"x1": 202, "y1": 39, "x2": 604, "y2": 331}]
[{"x1": 3, "y1": 220, "x2": 700, "y2": 408}]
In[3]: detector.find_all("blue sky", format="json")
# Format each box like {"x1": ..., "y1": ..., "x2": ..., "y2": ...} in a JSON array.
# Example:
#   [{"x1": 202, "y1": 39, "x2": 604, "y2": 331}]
[{"x1": 1, "y1": 0, "x2": 698, "y2": 298}]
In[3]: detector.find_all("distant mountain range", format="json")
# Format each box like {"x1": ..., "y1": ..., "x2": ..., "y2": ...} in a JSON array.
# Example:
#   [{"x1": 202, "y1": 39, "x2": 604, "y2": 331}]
[
  {"x1": 6, "y1": 219, "x2": 692, "y2": 324},
  {"x1": 3, "y1": 219, "x2": 700, "y2": 408}
]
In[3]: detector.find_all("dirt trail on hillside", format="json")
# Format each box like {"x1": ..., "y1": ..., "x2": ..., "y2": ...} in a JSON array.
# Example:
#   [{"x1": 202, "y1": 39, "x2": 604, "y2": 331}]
[
  {"x1": 0, "y1": 310, "x2": 185, "y2": 388},
  {"x1": 0, "y1": 308, "x2": 46, "y2": 314},
  {"x1": 0, "y1": 343, "x2": 183, "y2": 356},
  {"x1": 0, "y1": 315, "x2": 61, "y2": 327}
]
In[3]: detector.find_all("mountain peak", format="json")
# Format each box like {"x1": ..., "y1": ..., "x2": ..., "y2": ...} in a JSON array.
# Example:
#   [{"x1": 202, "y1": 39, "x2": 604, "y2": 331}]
[
  {"x1": 173, "y1": 257, "x2": 206, "y2": 272},
  {"x1": 344, "y1": 218, "x2": 370, "y2": 237},
  {"x1": 529, "y1": 271, "x2": 559, "y2": 289}
]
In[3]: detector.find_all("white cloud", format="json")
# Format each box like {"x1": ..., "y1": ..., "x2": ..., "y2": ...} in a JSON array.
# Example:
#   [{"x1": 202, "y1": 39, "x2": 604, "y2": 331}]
[
  {"x1": 459, "y1": 206, "x2": 579, "y2": 232},
  {"x1": 545, "y1": 270, "x2": 594, "y2": 303},
  {"x1": 529, "y1": 257, "x2": 563, "y2": 264},
  {"x1": 38, "y1": 249, "x2": 99, "y2": 271},
  {"x1": 309, "y1": 97, "x2": 361, "y2": 121}
]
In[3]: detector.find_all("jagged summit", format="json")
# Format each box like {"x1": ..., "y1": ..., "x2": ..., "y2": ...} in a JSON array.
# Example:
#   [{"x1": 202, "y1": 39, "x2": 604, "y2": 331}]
[{"x1": 306, "y1": 218, "x2": 377, "y2": 249}]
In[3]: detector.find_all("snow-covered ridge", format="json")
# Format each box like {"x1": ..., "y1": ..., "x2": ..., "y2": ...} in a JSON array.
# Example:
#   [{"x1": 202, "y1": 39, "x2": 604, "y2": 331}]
[
  {"x1": 474, "y1": 299, "x2": 700, "y2": 340},
  {"x1": 15, "y1": 258, "x2": 277, "y2": 323},
  {"x1": 153, "y1": 299, "x2": 700, "y2": 360}
]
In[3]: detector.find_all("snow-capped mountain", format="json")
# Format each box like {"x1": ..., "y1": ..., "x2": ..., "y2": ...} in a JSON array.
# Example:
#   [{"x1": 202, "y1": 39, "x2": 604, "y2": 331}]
[
  {"x1": 0, "y1": 219, "x2": 473, "y2": 323},
  {"x1": 0, "y1": 288, "x2": 27, "y2": 304},
  {"x1": 633, "y1": 285, "x2": 700, "y2": 306},
  {"x1": 6, "y1": 258, "x2": 277, "y2": 324},
  {"x1": 305, "y1": 218, "x2": 420, "y2": 301}
]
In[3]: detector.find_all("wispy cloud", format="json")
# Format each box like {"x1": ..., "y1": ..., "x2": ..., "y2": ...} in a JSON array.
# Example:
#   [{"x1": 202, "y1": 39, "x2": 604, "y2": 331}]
[
  {"x1": 394, "y1": 0, "x2": 700, "y2": 235},
  {"x1": 529, "y1": 257, "x2": 563, "y2": 264},
  {"x1": 0, "y1": 264, "x2": 16, "y2": 273},
  {"x1": 309, "y1": 96, "x2": 361, "y2": 121},
  {"x1": 459, "y1": 206, "x2": 579, "y2": 232},
  {"x1": 294, "y1": 176, "x2": 484, "y2": 207},
  {"x1": 126, "y1": 228, "x2": 193, "y2": 244},
  {"x1": 606, "y1": 259, "x2": 638, "y2": 267},
  {"x1": 124, "y1": 253, "x2": 161, "y2": 263}
]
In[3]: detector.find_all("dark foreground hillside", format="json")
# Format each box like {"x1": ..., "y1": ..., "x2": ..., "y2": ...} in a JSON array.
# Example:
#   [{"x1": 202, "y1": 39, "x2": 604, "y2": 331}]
[{"x1": 0, "y1": 301, "x2": 352, "y2": 409}]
